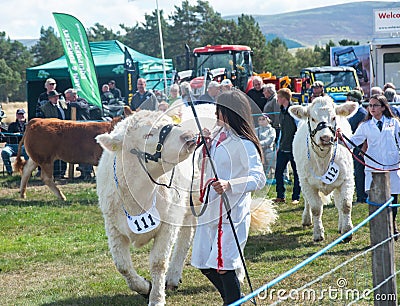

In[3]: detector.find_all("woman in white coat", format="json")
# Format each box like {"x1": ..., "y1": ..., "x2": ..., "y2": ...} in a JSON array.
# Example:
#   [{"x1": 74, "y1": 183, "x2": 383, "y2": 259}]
[
  {"x1": 350, "y1": 94, "x2": 399, "y2": 240},
  {"x1": 191, "y1": 90, "x2": 266, "y2": 304}
]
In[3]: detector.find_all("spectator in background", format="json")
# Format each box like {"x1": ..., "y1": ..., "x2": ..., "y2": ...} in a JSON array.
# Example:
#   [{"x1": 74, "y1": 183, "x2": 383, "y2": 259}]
[
  {"x1": 130, "y1": 78, "x2": 158, "y2": 111},
  {"x1": 310, "y1": 81, "x2": 325, "y2": 102},
  {"x1": 346, "y1": 90, "x2": 368, "y2": 204},
  {"x1": 381, "y1": 87, "x2": 400, "y2": 118},
  {"x1": 180, "y1": 81, "x2": 193, "y2": 106},
  {"x1": 40, "y1": 90, "x2": 68, "y2": 179},
  {"x1": 262, "y1": 83, "x2": 280, "y2": 143},
  {"x1": 255, "y1": 114, "x2": 276, "y2": 181},
  {"x1": 168, "y1": 83, "x2": 181, "y2": 104},
  {"x1": 370, "y1": 86, "x2": 383, "y2": 96},
  {"x1": 1, "y1": 109, "x2": 29, "y2": 175},
  {"x1": 246, "y1": 76, "x2": 265, "y2": 118},
  {"x1": 36, "y1": 78, "x2": 59, "y2": 118},
  {"x1": 384, "y1": 87, "x2": 396, "y2": 103},
  {"x1": 220, "y1": 79, "x2": 233, "y2": 92},
  {"x1": 108, "y1": 80, "x2": 122, "y2": 100},
  {"x1": 198, "y1": 81, "x2": 220, "y2": 103},
  {"x1": 64, "y1": 88, "x2": 90, "y2": 120},
  {"x1": 100, "y1": 84, "x2": 114, "y2": 104},
  {"x1": 64, "y1": 88, "x2": 93, "y2": 180},
  {"x1": 383, "y1": 82, "x2": 400, "y2": 102},
  {"x1": 155, "y1": 90, "x2": 168, "y2": 103},
  {"x1": 273, "y1": 88, "x2": 301, "y2": 204}
]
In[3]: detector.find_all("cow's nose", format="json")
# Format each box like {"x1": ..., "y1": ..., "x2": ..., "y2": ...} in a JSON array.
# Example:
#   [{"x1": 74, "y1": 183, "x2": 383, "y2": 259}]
[
  {"x1": 320, "y1": 135, "x2": 334, "y2": 144},
  {"x1": 180, "y1": 131, "x2": 196, "y2": 144}
]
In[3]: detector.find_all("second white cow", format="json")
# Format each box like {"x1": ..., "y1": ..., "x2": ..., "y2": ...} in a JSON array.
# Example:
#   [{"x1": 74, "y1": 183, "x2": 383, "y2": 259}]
[{"x1": 289, "y1": 96, "x2": 357, "y2": 242}]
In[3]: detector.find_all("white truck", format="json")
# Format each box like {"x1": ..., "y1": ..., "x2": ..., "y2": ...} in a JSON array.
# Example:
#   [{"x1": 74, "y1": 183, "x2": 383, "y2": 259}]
[{"x1": 370, "y1": 37, "x2": 400, "y2": 92}]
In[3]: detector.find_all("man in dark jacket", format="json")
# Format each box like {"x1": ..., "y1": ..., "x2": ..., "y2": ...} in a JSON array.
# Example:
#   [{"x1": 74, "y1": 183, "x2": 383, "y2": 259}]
[
  {"x1": 1, "y1": 109, "x2": 29, "y2": 175},
  {"x1": 64, "y1": 88, "x2": 90, "y2": 120},
  {"x1": 273, "y1": 88, "x2": 301, "y2": 204},
  {"x1": 246, "y1": 76, "x2": 265, "y2": 125},
  {"x1": 130, "y1": 78, "x2": 158, "y2": 111},
  {"x1": 108, "y1": 80, "x2": 122, "y2": 100}
]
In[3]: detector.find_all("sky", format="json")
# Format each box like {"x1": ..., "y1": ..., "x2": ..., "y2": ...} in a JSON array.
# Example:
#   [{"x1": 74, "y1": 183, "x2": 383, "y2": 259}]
[{"x1": 1, "y1": 0, "x2": 397, "y2": 39}]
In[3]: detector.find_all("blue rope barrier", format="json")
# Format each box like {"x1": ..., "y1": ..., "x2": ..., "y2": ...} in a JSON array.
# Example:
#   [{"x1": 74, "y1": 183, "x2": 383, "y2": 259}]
[
  {"x1": 229, "y1": 197, "x2": 394, "y2": 306},
  {"x1": 0, "y1": 132, "x2": 23, "y2": 136},
  {"x1": 366, "y1": 197, "x2": 399, "y2": 207}
]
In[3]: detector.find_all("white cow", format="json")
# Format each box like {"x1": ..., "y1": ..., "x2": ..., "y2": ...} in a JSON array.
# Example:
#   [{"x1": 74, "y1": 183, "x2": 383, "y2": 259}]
[
  {"x1": 289, "y1": 96, "x2": 357, "y2": 242},
  {"x1": 96, "y1": 110, "x2": 198, "y2": 305}
]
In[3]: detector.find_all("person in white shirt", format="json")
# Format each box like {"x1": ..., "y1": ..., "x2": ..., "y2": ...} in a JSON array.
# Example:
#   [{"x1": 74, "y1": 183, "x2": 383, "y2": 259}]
[
  {"x1": 350, "y1": 94, "x2": 399, "y2": 240},
  {"x1": 191, "y1": 90, "x2": 266, "y2": 304}
]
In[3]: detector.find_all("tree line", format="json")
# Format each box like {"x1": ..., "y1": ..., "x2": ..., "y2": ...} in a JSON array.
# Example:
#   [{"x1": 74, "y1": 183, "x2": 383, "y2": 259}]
[{"x1": 0, "y1": 0, "x2": 359, "y2": 102}]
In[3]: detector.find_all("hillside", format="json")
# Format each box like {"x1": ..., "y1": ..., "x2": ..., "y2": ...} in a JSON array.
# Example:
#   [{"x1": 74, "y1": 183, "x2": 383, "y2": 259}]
[{"x1": 227, "y1": 1, "x2": 399, "y2": 47}]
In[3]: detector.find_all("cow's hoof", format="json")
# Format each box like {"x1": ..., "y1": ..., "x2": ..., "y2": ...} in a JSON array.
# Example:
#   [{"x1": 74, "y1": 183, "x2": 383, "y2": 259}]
[
  {"x1": 341, "y1": 235, "x2": 353, "y2": 243},
  {"x1": 165, "y1": 278, "x2": 181, "y2": 291},
  {"x1": 302, "y1": 223, "x2": 312, "y2": 228},
  {"x1": 165, "y1": 284, "x2": 179, "y2": 291},
  {"x1": 20, "y1": 193, "x2": 26, "y2": 199},
  {"x1": 313, "y1": 236, "x2": 324, "y2": 242}
]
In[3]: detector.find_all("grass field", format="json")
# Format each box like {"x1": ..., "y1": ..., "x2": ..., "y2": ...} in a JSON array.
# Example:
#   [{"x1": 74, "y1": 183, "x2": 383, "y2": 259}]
[{"x1": 0, "y1": 175, "x2": 398, "y2": 305}]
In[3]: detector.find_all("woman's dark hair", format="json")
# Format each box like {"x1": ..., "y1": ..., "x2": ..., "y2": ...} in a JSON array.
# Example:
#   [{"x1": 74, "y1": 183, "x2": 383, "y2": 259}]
[
  {"x1": 216, "y1": 90, "x2": 263, "y2": 161},
  {"x1": 365, "y1": 94, "x2": 394, "y2": 121}
]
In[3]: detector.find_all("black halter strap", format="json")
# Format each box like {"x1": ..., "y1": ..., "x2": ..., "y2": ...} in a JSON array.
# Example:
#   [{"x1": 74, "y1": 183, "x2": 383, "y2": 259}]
[
  {"x1": 308, "y1": 120, "x2": 336, "y2": 151},
  {"x1": 131, "y1": 124, "x2": 174, "y2": 163},
  {"x1": 308, "y1": 120, "x2": 336, "y2": 138},
  {"x1": 130, "y1": 123, "x2": 178, "y2": 192}
]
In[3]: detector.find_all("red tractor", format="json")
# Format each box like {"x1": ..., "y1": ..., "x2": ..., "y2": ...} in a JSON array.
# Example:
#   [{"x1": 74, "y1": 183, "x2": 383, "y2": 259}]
[{"x1": 178, "y1": 45, "x2": 254, "y2": 94}]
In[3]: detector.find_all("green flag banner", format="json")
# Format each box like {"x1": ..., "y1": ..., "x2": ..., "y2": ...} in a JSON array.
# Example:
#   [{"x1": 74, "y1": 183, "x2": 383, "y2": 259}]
[{"x1": 53, "y1": 12, "x2": 101, "y2": 108}]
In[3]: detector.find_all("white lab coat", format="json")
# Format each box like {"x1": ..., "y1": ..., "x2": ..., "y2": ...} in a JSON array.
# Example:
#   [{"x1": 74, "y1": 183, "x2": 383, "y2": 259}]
[
  {"x1": 191, "y1": 128, "x2": 266, "y2": 270},
  {"x1": 350, "y1": 116, "x2": 400, "y2": 193}
]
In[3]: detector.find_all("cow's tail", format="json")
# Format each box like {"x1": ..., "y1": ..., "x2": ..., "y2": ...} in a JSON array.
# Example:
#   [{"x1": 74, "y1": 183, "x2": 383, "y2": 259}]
[
  {"x1": 250, "y1": 198, "x2": 278, "y2": 234},
  {"x1": 14, "y1": 134, "x2": 26, "y2": 173}
]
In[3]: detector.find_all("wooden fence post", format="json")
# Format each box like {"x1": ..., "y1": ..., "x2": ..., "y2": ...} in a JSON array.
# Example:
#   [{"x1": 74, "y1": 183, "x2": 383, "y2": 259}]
[{"x1": 368, "y1": 171, "x2": 397, "y2": 306}]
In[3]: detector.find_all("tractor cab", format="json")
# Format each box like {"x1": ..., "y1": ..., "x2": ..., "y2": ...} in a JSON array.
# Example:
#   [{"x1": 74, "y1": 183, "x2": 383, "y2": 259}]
[{"x1": 188, "y1": 45, "x2": 253, "y2": 93}]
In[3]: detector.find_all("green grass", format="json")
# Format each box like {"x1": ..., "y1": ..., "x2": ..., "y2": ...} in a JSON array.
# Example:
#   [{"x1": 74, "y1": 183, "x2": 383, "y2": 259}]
[{"x1": 0, "y1": 176, "x2": 398, "y2": 305}]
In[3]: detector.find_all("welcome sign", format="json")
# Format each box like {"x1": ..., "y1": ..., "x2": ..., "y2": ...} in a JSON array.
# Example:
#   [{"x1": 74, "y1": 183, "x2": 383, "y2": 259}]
[{"x1": 374, "y1": 7, "x2": 400, "y2": 34}]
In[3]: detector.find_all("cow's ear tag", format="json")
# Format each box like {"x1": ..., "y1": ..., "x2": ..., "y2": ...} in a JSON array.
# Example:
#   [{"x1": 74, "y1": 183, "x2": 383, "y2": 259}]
[{"x1": 112, "y1": 144, "x2": 118, "y2": 151}]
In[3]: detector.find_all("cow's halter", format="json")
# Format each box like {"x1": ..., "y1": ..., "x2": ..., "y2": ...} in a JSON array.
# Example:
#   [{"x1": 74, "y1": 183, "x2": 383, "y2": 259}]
[
  {"x1": 307, "y1": 120, "x2": 336, "y2": 152},
  {"x1": 130, "y1": 124, "x2": 178, "y2": 190},
  {"x1": 131, "y1": 124, "x2": 174, "y2": 163}
]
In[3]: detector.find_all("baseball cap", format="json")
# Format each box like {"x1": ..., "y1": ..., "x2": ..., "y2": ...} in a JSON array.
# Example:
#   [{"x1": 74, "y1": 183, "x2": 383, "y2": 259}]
[
  {"x1": 16, "y1": 109, "x2": 26, "y2": 114},
  {"x1": 312, "y1": 81, "x2": 324, "y2": 88},
  {"x1": 48, "y1": 90, "x2": 62, "y2": 98}
]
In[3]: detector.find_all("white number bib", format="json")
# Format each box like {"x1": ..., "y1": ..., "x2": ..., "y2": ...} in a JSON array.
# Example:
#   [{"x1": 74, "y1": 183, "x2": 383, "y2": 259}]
[
  {"x1": 126, "y1": 206, "x2": 161, "y2": 234},
  {"x1": 320, "y1": 162, "x2": 340, "y2": 184}
]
